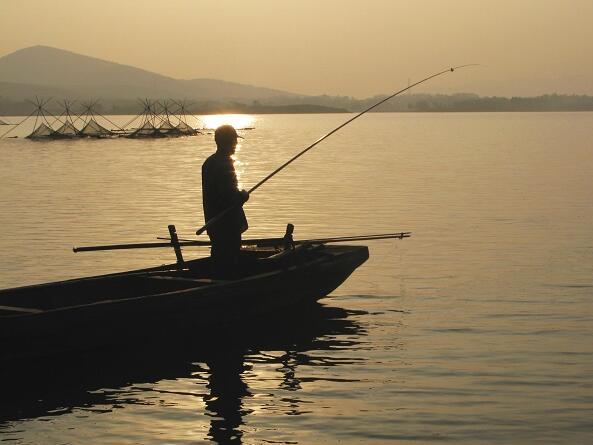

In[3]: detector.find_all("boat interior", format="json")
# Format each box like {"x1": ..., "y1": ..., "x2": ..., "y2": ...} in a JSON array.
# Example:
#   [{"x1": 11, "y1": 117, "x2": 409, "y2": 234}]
[{"x1": 0, "y1": 244, "x2": 332, "y2": 316}]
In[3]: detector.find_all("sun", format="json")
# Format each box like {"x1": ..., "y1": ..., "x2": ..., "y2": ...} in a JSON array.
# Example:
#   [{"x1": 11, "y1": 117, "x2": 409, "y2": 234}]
[{"x1": 201, "y1": 114, "x2": 255, "y2": 131}]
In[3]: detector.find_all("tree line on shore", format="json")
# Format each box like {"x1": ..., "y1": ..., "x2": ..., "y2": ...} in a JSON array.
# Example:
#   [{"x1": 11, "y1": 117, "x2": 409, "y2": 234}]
[{"x1": 1, "y1": 93, "x2": 592, "y2": 116}]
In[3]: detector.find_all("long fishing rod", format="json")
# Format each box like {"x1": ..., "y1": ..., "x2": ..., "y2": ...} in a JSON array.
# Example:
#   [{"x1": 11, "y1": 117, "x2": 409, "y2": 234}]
[{"x1": 196, "y1": 64, "x2": 477, "y2": 236}]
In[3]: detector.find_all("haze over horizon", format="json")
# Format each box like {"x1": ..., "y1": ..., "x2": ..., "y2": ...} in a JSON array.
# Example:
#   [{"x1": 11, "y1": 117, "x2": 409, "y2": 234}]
[{"x1": 1, "y1": 0, "x2": 592, "y2": 98}]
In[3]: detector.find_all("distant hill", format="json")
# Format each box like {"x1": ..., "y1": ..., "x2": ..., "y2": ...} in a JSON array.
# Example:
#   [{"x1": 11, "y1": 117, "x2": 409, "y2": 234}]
[
  {"x1": 0, "y1": 45, "x2": 301, "y2": 101},
  {"x1": 1, "y1": 46, "x2": 592, "y2": 115},
  {"x1": 0, "y1": 80, "x2": 70, "y2": 99}
]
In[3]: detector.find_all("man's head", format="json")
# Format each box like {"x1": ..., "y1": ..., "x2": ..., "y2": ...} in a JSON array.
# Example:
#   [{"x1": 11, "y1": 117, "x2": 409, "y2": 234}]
[{"x1": 215, "y1": 125, "x2": 242, "y2": 155}]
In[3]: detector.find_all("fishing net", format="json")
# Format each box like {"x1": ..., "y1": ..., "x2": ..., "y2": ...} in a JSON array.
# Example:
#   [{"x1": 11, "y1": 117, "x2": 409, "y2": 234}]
[
  {"x1": 129, "y1": 121, "x2": 160, "y2": 137},
  {"x1": 26, "y1": 123, "x2": 55, "y2": 138},
  {"x1": 80, "y1": 119, "x2": 113, "y2": 137},
  {"x1": 55, "y1": 120, "x2": 79, "y2": 136},
  {"x1": 176, "y1": 120, "x2": 196, "y2": 134}
]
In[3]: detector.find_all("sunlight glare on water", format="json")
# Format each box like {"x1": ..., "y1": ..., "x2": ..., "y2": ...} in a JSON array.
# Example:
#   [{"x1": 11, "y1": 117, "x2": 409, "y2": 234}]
[{"x1": 201, "y1": 114, "x2": 255, "y2": 130}]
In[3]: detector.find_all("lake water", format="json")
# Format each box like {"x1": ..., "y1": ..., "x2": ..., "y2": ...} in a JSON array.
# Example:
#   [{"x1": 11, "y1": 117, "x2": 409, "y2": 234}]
[{"x1": 0, "y1": 112, "x2": 592, "y2": 444}]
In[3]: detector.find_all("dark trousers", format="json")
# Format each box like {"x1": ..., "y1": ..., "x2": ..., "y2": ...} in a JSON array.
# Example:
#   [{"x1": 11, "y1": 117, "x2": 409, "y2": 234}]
[{"x1": 209, "y1": 232, "x2": 242, "y2": 278}]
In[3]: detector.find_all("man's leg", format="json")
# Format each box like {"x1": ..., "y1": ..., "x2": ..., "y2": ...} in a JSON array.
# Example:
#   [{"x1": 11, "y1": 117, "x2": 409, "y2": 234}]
[{"x1": 210, "y1": 232, "x2": 242, "y2": 278}]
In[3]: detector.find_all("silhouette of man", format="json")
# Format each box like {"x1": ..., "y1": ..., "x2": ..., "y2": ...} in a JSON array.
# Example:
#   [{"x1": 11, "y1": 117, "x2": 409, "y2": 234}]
[{"x1": 201, "y1": 125, "x2": 249, "y2": 272}]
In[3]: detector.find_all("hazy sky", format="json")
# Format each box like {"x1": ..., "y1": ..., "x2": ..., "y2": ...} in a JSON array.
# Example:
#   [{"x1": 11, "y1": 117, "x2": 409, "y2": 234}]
[{"x1": 1, "y1": 0, "x2": 592, "y2": 97}]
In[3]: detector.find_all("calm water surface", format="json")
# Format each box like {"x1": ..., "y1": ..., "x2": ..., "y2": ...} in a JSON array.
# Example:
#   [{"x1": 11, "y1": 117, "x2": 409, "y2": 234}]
[{"x1": 0, "y1": 112, "x2": 592, "y2": 444}]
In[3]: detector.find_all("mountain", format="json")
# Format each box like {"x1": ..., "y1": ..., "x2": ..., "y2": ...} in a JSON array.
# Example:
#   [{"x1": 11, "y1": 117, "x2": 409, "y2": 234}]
[
  {"x1": 0, "y1": 45, "x2": 300, "y2": 101},
  {"x1": 0, "y1": 81, "x2": 70, "y2": 99},
  {"x1": 3, "y1": 46, "x2": 591, "y2": 115}
]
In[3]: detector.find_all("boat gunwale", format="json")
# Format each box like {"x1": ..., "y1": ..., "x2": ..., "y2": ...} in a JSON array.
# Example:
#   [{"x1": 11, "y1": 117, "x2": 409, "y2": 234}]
[{"x1": 0, "y1": 244, "x2": 368, "y2": 319}]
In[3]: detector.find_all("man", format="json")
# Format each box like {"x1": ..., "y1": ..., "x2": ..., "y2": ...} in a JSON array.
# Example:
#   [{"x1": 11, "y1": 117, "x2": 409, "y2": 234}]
[{"x1": 201, "y1": 125, "x2": 249, "y2": 270}]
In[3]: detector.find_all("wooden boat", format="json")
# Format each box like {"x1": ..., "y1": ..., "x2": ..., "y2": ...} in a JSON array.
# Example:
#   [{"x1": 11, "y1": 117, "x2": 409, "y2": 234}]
[{"x1": 0, "y1": 243, "x2": 369, "y2": 362}]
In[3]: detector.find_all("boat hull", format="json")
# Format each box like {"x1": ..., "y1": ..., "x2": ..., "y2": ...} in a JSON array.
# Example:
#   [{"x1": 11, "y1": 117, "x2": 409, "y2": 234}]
[{"x1": 0, "y1": 244, "x2": 368, "y2": 361}]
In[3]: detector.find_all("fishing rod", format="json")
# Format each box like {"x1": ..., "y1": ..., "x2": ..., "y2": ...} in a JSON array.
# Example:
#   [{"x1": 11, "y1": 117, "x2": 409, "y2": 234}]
[{"x1": 195, "y1": 64, "x2": 477, "y2": 236}]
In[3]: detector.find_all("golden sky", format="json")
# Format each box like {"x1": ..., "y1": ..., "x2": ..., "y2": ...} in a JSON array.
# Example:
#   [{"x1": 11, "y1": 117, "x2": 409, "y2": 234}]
[{"x1": 1, "y1": 0, "x2": 592, "y2": 97}]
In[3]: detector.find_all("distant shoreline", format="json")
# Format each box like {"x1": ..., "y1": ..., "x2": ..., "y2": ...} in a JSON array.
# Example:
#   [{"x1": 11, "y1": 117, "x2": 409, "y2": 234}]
[
  {"x1": 2, "y1": 94, "x2": 593, "y2": 116},
  {"x1": 3, "y1": 109, "x2": 593, "y2": 117}
]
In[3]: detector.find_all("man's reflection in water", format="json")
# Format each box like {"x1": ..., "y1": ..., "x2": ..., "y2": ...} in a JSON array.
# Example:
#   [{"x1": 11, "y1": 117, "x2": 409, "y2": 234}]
[
  {"x1": 201, "y1": 305, "x2": 368, "y2": 442},
  {"x1": 204, "y1": 349, "x2": 252, "y2": 444},
  {"x1": 278, "y1": 350, "x2": 302, "y2": 391}
]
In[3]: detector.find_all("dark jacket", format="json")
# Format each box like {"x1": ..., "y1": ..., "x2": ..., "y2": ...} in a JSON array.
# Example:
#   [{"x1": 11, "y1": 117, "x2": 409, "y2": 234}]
[{"x1": 202, "y1": 152, "x2": 248, "y2": 238}]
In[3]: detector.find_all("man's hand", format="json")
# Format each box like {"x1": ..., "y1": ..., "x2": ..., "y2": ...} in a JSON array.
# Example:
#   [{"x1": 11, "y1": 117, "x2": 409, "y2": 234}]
[{"x1": 239, "y1": 190, "x2": 250, "y2": 203}]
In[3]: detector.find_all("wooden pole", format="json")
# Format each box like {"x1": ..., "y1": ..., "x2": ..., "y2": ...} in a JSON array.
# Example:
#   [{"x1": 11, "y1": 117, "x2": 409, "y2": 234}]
[
  {"x1": 73, "y1": 232, "x2": 411, "y2": 253},
  {"x1": 168, "y1": 224, "x2": 185, "y2": 267}
]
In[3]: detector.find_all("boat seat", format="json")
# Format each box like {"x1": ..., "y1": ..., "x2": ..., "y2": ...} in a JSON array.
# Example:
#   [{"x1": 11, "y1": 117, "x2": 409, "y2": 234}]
[
  {"x1": 147, "y1": 276, "x2": 225, "y2": 285},
  {"x1": 0, "y1": 304, "x2": 43, "y2": 314}
]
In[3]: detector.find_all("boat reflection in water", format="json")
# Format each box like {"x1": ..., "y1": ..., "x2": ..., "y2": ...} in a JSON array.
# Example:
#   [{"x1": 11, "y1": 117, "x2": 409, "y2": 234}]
[{"x1": 0, "y1": 302, "x2": 367, "y2": 444}]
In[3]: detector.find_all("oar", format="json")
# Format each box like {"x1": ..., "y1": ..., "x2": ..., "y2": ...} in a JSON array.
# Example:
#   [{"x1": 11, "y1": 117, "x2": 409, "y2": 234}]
[
  {"x1": 73, "y1": 240, "x2": 210, "y2": 252},
  {"x1": 73, "y1": 232, "x2": 411, "y2": 253},
  {"x1": 195, "y1": 64, "x2": 477, "y2": 236},
  {"x1": 159, "y1": 231, "x2": 411, "y2": 244}
]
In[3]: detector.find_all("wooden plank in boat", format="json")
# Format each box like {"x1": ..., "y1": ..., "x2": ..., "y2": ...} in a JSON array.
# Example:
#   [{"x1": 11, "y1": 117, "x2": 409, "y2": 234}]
[
  {"x1": 0, "y1": 305, "x2": 43, "y2": 314},
  {"x1": 147, "y1": 276, "x2": 224, "y2": 285}
]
